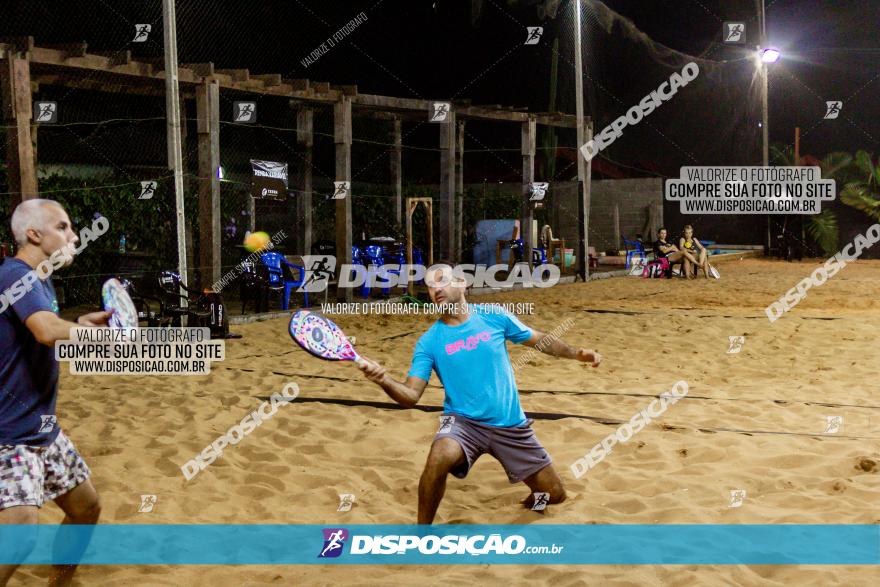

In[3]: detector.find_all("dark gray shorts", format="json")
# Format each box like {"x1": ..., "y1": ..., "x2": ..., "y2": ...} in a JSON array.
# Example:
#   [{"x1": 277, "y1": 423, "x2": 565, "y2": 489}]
[{"x1": 434, "y1": 413, "x2": 552, "y2": 484}]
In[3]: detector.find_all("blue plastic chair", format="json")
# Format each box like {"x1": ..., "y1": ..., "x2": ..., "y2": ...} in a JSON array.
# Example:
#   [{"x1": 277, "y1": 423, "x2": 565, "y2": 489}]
[
  {"x1": 622, "y1": 236, "x2": 647, "y2": 269},
  {"x1": 260, "y1": 252, "x2": 308, "y2": 310},
  {"x1": 351, "y1": 246, "x2": 371, "y2": 298},
  {"x1": 395, "y1": 247, "x2": 425, "y2": 284},
  {"x1": 364, "y1": 245, "x2": 400, "y2": 296},
  {"x1": 531, "y1": 247, "x2": 547, "y2": 265}
]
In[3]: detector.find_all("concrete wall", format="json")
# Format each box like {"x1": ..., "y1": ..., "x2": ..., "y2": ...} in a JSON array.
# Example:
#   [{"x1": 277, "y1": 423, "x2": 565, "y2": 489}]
[{"x1": 551, "y1": 178, "x2": 664, "y2": 254}]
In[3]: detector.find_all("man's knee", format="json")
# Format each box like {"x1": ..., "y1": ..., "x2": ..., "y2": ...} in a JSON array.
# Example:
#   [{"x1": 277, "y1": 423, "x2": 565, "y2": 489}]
[
  {"x1": 75, "y1": 495, "x2": 102, "y2": 523},
  {"x1": 65, "y1": 493, "x2": 102, "y2": 524},
  {"x1": 422, "y1": 438, "x2": 463, "y2": 479},
  {"x1": 0, "y1": 506, "x2": 39, "y2": 563},
  {"x1": 0, "y1": 505, "x2": 39, "y2": 524}
]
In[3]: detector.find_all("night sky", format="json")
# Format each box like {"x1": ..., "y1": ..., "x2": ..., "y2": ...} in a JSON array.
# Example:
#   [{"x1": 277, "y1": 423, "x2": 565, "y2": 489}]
[{"x1": 2, "y1": 0, "x2": 878, "y2": 173}]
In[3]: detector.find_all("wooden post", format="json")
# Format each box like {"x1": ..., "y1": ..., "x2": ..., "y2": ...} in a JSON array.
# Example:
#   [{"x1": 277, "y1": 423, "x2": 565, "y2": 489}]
[
  {"x1": 297, "y1": 106, "x2": 314, "y2": 255},
  {"x1": 521, "y1": 118, "x2": 536, "y2": 269},
  {"x1": 612, "y1": 202, "x2": 620, "y2": 253},
  {"x1": 1, "y1": 55, "x2": 38, "y2": 207},
  {"x1": 406, "y1": 197, "x2": 433, "y2": 295},
  {"x1": 196, "y1": 81, "x2": 221, "y2": 286},
  {"x1": 455, "y1": 120, "x2": 465, "y2": 260},
  {"x1": 335, "y1": 96, "x2": 353, "y2": 302},
  {"x1": 438, "y1": 111, "x2": 456, "y2": 260},
  {"x1": 390, "y1": 117, "x2": 403, "y2": 228}
]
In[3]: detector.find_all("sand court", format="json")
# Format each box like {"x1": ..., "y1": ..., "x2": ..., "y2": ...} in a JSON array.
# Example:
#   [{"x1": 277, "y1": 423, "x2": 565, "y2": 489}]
[{"x1": 12, "y1": 257, "x2": 878, "y2": 585}]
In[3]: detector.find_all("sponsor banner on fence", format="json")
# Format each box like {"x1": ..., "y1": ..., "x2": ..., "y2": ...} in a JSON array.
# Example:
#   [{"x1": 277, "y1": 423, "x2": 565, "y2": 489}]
[
  {"x1": 1, "y1": 525, "x2": 876, "y2": 565},
  {"x1": 250, "y1": 159, "x2": 288, "y2": 199}
]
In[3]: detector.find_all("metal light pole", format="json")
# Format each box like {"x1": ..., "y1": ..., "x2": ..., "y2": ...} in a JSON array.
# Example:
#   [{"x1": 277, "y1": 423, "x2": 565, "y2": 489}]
[
  {"x1": 759, "y1": 0, "x2": 771, "y2": 253},
  {"x1": 574, "y1": 0, "x2": 590, "y2": 280},
  {"x1": 163, "y1": 0, "x2": 189, "y2": 308}
]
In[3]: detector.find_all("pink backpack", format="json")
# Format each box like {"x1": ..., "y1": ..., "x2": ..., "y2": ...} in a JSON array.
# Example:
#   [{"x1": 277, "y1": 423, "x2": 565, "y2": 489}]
[{"x1": 642, "y1": 257, "x2": 670, "y2": 278}]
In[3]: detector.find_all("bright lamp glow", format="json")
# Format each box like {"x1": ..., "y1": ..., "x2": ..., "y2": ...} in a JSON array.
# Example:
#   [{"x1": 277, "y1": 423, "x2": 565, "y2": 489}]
[
  {"x1": 217, "y1": 165, "x2": 225, "y2": 180},
  {"x1": 761, "y1": 48, "x2": 780, "y2": 63}
]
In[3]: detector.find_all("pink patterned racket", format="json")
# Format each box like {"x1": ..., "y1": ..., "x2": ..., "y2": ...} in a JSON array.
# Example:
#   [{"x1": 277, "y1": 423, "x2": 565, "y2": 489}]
[
  {"x1": 288, "y1": 310, "x2": 365, "y2": 366},
  {"x1": 101, "y1": 278, "x2": 139, "y2": 329}
]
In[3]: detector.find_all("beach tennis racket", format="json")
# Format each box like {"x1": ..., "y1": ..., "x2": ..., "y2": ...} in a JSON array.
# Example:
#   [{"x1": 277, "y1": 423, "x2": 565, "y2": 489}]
[
  {"x1": 288, "y1": 310, "x2": 366, "y2": 366},
  {"x1": 101, "y1": 278, "x2": 139, "y2": 329}
]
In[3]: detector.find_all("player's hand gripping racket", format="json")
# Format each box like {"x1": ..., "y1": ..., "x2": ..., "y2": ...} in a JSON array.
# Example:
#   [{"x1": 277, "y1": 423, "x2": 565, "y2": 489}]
[
  {"x1": 101, "y1": 278, "x2": 139, "y2": 329},
  {"x1": 288, "y1": 310, "x2": 366, "y2": 367}
]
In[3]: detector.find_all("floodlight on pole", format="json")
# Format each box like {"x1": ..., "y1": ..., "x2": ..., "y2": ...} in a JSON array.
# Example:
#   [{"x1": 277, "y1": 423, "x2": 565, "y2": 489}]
[{"x1": 761, "y1": 48, "x2": 781, "y2": 63}]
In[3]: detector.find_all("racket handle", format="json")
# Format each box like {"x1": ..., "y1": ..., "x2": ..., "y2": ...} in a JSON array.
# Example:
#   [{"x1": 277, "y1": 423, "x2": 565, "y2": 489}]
[{"x1": 354, "y1": 357, "x2": 367, "y2": 367}]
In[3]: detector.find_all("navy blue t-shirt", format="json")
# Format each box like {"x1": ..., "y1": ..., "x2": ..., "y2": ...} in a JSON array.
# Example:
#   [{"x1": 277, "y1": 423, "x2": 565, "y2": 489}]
[{"x1": 0, "y1": 257, "x2": 61, "y2": 446}]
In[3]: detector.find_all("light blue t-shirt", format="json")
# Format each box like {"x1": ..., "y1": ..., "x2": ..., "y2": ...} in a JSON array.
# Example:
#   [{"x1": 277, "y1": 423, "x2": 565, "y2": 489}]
[{"x1": 407, "y1": 305, "x2": 533, "y2": 427}]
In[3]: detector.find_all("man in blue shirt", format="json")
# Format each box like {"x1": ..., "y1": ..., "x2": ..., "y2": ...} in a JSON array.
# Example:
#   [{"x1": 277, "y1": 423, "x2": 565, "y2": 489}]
[
  {"x1": 360, "y1": 263, "x2": 601, "y2": 524},
  {"x1": 1, "y1": 199, "x2": 111, "y2": 586}
]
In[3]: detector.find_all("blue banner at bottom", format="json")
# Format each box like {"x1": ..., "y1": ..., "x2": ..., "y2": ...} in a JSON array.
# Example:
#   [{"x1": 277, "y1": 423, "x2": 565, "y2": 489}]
[{"x1": 0, "y1": 525, "x2": 877, "y2": 565}]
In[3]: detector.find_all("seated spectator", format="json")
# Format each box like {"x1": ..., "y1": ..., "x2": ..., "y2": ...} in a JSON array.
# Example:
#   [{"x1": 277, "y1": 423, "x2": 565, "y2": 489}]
[
  {"x1": 678, "y1": 224, "x2": 710, "y2": 279},
  {"x1": 653, "y1": 227, "x2": 683, "y2": 277}
]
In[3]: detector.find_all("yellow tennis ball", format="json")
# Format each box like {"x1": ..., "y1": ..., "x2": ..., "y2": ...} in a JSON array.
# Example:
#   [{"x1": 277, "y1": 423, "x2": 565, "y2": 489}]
[{"x1": 244, "y1": 231, "x2": 271, "y2": 252}]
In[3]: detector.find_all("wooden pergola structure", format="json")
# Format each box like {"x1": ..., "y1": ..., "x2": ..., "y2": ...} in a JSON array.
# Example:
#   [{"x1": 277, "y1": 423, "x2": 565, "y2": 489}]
[{"x1": 1, "y1": 37, "x2": 592, "y2": 301}]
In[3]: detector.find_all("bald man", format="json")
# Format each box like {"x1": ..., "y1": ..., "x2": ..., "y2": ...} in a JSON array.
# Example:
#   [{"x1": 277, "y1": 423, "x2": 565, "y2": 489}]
[{"x1": 0, "y1": 199, "x2": 111, "y2": 587}]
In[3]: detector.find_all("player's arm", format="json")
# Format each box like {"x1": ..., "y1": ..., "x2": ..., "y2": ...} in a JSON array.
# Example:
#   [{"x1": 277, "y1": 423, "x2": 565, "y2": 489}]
[
  {"x1": 358, "y1": 359, "x2": 428, "y2": 408},
  {"x1": 25, "y1": 310, "x2": 113, "y2": 346},
  {"x1": 522, "y1": 329, "x2": 602, "y2": 367}
]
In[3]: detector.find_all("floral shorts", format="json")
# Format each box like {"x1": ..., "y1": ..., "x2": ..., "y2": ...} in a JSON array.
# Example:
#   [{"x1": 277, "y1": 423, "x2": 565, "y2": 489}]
[{"x1": 0, "y1": 430, "x2": 91, "y2": 510}]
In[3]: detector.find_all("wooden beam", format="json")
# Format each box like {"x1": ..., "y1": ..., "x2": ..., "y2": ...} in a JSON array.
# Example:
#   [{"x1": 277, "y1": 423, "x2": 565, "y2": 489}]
[
  {"x1": 44, "y1": 42, "x2": 88, "y2": 58},
  {"x1": 215, "y1": 68, "x2": 249, "y2": 82},
  {"x1": 0, "y1": 37, "x2": 35, "y2": 53},
  {"x1": 1, "y1": 56, "x2": 37, "y2": 206},
  {"x1": 94, "y1": 50, "x2": 131, "y2": 66},
  {"x1": 182, "y1": 62, "x2": 214, "y2": 77},
  {"x1": 286, "y1": 78, "x2": 309, "y2": 92},
  {"x1": 521, "y1": 117, "x2": 536, "y2": 268},
  {"x1": 334, "y1": 96, "x2": 353, "y2": 302},
  {"x1": 253, "y1": 73, "x2": 282, "y2": 87},
  {"x1": 197, "y1": 81, "x2": 221, "y2": 285},
  {"x1": 438, "y1": 111, "x2": 456, "y2": 260},
  {"x1": 296, "y1": 107, "x2": 314, "y2": 256},
  {"x1": 330, "y1": 84, "x2": 358, "y2": 96},
  {"x1": 354, "y1": 93, "x2": 429, "y2": 112},
  {"x1": 312, "y1": 81, "x2": 330, "y2": 93}
]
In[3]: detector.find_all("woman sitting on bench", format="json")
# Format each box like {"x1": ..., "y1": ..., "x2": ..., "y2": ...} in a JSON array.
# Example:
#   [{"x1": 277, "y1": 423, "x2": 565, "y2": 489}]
[{"x1": 678, "y1": 224, "x2": 710, "y2": 279}]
